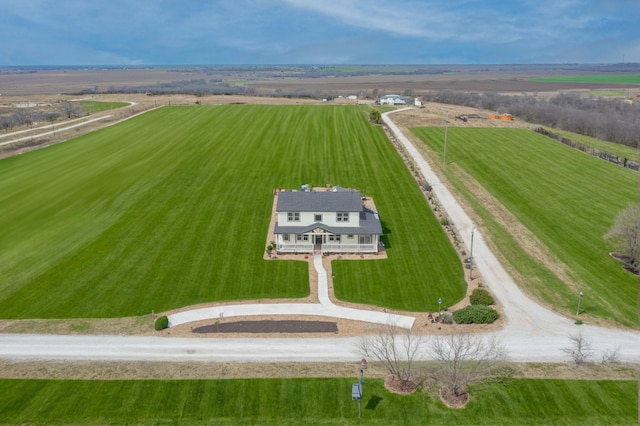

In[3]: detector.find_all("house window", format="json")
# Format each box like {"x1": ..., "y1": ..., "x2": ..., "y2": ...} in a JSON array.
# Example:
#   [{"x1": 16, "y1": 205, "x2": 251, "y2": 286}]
[
  {"x1": 287, "y1": 212, "x2": 300, "y2": 222},
  {"x1": 329, "y1": 235, "x2": 341, "y2": 242},
  {"x1": 283, "y1": 235, "x2": 290, "y2": 242},
  {"x1": 296, "y1": 234, "x2": 309, "y2": 242},
  {"x1": 359, "y1": 236, "x2": 372, "y2": 244},
  {"x1": 347, "y1": 235, "x2": 354, "y2": 239},
  {"x1": 314, "y1": 214, "x2": 323, "y2": 222},
  {"x1": 336, "y1": 212, "x2": 349, "y2": 222}
]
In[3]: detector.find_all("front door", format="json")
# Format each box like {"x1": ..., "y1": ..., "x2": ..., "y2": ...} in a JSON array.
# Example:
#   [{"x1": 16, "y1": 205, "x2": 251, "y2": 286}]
[{"x1": 314, "y1": 234, "x2": 324, "y2": 244}]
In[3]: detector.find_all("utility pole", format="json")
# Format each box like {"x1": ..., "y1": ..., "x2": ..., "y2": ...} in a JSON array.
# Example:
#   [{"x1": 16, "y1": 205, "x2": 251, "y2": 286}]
[
  {"x1": 443, "y1": 113, "x2": 449, "y2": 164},
  {"x1": 469, "y1": 226, "x2": 475, "y2": 280}
]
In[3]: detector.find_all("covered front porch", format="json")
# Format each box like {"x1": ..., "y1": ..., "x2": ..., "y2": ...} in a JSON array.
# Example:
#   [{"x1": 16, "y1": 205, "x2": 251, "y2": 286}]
[{"x1": 276, "y1": 232, "x2": 379, "y2": 254}]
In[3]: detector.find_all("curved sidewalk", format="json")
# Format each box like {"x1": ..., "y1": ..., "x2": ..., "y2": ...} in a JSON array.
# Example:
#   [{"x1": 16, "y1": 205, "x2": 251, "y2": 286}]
[{"x1": 168, "y1": 255, "x2": 415, "y2": 329}]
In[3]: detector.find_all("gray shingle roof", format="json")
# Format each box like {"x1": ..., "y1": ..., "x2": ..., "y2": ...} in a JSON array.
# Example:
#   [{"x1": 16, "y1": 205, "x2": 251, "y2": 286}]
[{"x1": 276, "y1": 190, "x2": 363, "y2": 212}]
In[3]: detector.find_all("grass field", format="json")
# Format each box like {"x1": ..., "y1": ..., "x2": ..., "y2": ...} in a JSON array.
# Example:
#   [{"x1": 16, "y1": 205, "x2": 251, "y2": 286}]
[
  {"x1": 78, "y1": 100, "x2": 129, "y2": 113},
  {"x1": 411, "y1": 127, "x2": 638, "y2": 326},
  {"x1": 0, "y1": 378, "x2": 635, "y2": 425},
  {"x1": 543, "y1": 128, "x2": 639, "y2": 160},
  {"x1": 0, "y1": 105, "x2": 465, "y2": 319},
  {"x1": 530, "y1": 74, "x2": 640, "y2": 84}
]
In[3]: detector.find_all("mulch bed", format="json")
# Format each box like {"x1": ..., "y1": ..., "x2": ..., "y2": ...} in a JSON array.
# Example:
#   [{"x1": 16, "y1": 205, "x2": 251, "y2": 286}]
[
  {"x1": 439, "y1": 388, "x2": 470, "y2": 408},
  {"x1": 609, "y1": 252, "x2": 639, "y2": 276},
  {"x1": 192, "y1": 320, "x2": 338, "y2": 334}
]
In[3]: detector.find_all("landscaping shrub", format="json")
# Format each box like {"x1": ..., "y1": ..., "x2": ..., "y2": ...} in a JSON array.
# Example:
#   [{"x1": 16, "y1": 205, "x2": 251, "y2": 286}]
[
  {"x1": 469, "y1": 288, "x2": 495, "y2": 306},
  {"x1": 453, "y1": 305, "x2": 499, "y2": 324},
  {"x1": 155, "y1": 315, "x2": 169, "y2": 330}
]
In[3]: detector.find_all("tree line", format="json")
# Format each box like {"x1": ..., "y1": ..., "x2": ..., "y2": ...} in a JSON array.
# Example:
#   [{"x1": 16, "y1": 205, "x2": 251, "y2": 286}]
[
  {"x1": 423, "y1": 91, "x2": 640, "y2": 148},
  {"x1": 0, "y1": 101, "x2": 81, "y2": 131}
]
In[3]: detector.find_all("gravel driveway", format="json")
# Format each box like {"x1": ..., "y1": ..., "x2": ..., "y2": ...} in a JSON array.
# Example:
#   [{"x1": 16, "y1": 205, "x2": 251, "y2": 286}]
[{"x1": 0, "y1": 109, "x2": 637, "y2": 364}]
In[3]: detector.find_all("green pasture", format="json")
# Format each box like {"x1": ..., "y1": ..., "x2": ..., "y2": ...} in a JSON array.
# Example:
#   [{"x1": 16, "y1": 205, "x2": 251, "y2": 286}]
[
  {"x1": 411, "y1": 127, "x2": 638, "y2": 326},
  {"x1": 530, "y1": 74, "x2": 640, "y2": 84},
  {"x1": 0, "y1": 378, "x2": 635, "y2": 425},
  {"x1": 0, "y1": 105, "x2": 465, "y2": 318},
  {"x1": 78, "y1": 100, "x2": 129, "y2": 113},
  {"x1": 542, "y1": 128, "x2": 639, "y2": 160},
  {"x1": 580, "y1": 89, "x2": 629, "y2": 98}
]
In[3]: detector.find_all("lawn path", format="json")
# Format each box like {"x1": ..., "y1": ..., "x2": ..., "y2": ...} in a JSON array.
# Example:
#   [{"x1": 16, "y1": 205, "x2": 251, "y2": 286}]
[{"x1": 167, "y1": 255, "x2": 415, "y2": 329}]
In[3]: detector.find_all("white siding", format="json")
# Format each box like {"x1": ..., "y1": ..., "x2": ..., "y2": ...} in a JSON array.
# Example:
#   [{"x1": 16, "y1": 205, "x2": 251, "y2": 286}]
[{"x1": 278, "y1": 210, "x2": 360, "y2": 227}]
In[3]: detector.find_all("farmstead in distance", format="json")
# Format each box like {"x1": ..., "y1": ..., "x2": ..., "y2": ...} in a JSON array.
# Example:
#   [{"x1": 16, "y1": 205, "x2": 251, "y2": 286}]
[{"x1": 274, "y1": 186, "x2": 383, "y2": 254}]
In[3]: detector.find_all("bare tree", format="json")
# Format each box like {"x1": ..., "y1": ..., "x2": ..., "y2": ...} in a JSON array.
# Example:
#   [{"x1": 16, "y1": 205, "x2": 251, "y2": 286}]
[
  {"x1": 59, "y1": 101, "x2": 81, "y2": 119},
  {"x1": 605, "y1": 204, "x2": 640, "y2": 270},
  {"x1": 562, "y1": 331, "x2": 594, "y2": 365},
  {"x1": 600, "y1": 346, "x2": 621, "y2": 365},
  {"x1": 358, "y1": 322, "x2": 423, "y2": 386},
  {"x1": 428, "y1": 333, "x2": 508, "y2": 398}
]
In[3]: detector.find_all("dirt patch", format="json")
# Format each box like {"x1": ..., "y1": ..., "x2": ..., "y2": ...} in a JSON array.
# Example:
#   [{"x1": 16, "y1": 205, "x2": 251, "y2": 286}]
[{"x1": 192, "y1": 320, "x2": 338, "y2": 334}]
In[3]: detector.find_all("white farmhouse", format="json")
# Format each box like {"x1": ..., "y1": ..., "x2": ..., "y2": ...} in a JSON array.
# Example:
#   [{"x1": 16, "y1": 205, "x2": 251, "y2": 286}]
[
  {"x1": 274, "y1": 187, "x2": 383, "y2": 254},
  {"x1": 377, "y1": 94, "x2": 410, "y2": 105}
]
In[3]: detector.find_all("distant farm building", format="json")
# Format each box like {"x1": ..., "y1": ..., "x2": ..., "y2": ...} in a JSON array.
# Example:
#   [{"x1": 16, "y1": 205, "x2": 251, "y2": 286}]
[
  {"x1": 377, "y1": 94, "x2": 410, "y2": 105},
  {"x1": 489, "y1": 113, "x2": 513, "y2": 121},
  {"x1": 414, "y1": 97, "x2": 422, "y2": 107}
]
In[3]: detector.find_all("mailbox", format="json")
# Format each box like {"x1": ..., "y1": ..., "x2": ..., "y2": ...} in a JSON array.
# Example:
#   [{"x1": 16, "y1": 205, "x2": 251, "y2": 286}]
[{"x1": 351, "y1": 383, "x2": 362, "y2": 401}]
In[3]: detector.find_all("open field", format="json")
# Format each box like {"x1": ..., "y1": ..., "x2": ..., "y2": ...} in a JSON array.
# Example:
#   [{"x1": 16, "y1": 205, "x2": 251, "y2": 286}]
[
  {"x1": 0, "y1": 105, "x2": 465, "y2": 319},
  {"x1": 0, "y1": 377, "x2": 636, "y2": 425},
  {"x1": 530, "y1": 74, "x2": 640, "y2": 84},
  {"x1": 410, "y1": 127, "x2": 638, "y2": 327},
  {"x1": 78, "y1": 100, "x2": 130, "y2": 113},
  {"x1": 4, "y1": 64, "x2": 640, "y2": 97},
  {"x1": 542, "y1": 128, "x2": 640, "y2": 160}
]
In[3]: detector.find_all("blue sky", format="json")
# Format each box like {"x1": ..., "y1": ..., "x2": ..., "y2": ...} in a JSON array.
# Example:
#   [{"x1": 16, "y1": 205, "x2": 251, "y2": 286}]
[{"x1": 1, "y1": 0, "x2": 639, "y2": 65}]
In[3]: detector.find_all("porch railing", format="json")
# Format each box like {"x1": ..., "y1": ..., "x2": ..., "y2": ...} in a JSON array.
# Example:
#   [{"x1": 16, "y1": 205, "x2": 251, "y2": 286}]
[
  {"x1": 321, "y1": 243, "x2": 377, "y2": 253},
  {"x1": 276, "y1": 243, "x2": 314, "y2": 253}
]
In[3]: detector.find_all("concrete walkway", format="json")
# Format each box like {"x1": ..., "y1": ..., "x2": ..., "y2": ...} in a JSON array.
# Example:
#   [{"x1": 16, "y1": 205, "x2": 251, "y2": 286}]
[
  {"x1": 1, "y1": 110, "x2": 639, "y2": 363},
  {"x1": 168, "y1": 255, "x2": 415, "y2": 329}
]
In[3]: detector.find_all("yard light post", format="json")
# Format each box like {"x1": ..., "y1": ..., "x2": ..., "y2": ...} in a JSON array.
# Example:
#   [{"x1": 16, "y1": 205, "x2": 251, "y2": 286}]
[
  {"x1": 438, "y1": 298, "x2": 443, "y2": 315},
  {"x1": 469, "y1": 226, "x2": 475, "y2": 280},
  {"x1": 352, "y1": 358, "x2": 367, "y2": 418},
  {"x1": 359, "y1": 358, "x2": 367, "y2": 418},
  {"x1": 443, "y1": 114, "x2": 449, "y2": 164},
  {"x1": 576, "y1": 291, "x2": 584, "y2": 316}
]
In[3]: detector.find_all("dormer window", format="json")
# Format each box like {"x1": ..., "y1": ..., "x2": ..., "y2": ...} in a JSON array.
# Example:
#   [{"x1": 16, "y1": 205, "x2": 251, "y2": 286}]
[{"x1": 314, "y1": 214, "x2": 323, "y2": 222}]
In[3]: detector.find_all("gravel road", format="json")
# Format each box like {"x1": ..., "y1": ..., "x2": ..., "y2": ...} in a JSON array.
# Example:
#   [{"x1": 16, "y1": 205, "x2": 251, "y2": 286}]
[{"x1": 0, "y1": 108, "x2": 637, "y2": 364}]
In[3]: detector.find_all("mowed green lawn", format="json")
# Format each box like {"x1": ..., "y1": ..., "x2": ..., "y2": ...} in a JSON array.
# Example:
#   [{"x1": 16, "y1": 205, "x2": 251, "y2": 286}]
[
  {"x1": 0, "y1": 105, "x2": 465, "y2": 318},
  {"x1": 78, "y1": 100, "x2": 130, "y2": 112},
  {"x1": 0, "y1": 378, "x2": 635, "y2": 425},
  {"x1": 546, "y1": 128, "x2": 639, "y2": 160},
  {"x1": 411, "y1": 127, "x2": 638, "y2": 326}
]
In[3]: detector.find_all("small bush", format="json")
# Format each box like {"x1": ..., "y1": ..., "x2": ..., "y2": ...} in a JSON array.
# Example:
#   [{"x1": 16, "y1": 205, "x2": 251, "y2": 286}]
[
  {"x1": 441, "y1": 313, "x2": 453, "y2": 324},
  {"x1": 453, "y1": 305, "x2": 499, "y2": 324},
  {"x1": 155, "y1": 315, "x2": 169, "y2": 330},
  {"x1": 469, "y1": 288, "x2": 495, "y2": 306},
  {"x1": 440, "y1": 218, "x2": 450, "y2": 226}
]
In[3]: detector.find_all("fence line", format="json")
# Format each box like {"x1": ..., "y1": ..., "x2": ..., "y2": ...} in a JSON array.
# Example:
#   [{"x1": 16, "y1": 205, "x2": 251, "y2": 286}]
[{"x1": 533, "y1": 127, "x2": 639, "y2": 171}]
